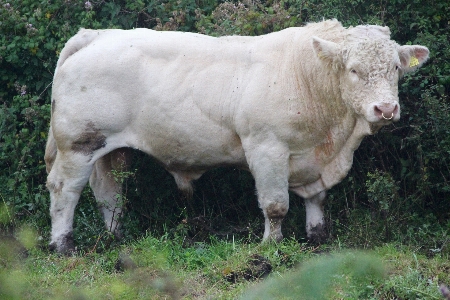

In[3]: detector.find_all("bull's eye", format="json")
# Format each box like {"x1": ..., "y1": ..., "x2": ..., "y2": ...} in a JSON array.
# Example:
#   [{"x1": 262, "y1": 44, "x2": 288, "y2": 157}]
[
  {"x1": 350, "y1": 69, "x2": 357, "y2": 74},
  {"x1": 395, "y1": 66, "x2": 399, "y2": 71}
]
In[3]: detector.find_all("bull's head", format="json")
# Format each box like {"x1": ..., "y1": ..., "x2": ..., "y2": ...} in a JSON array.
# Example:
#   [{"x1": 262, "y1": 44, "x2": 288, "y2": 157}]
[{"x1": 312, "y1": 29, "x2": 429, "y2": 128}]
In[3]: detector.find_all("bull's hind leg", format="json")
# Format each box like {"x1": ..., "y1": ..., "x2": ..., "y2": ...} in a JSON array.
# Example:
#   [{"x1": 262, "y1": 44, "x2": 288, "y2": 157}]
[
  {"x1": 47, "y1": 151, "x2": 94, "y2": 254},
  {"x1": 304, "y1": 191, "x2": 327, "y2": 244},
  {"x1": 89, "y1": 148, "x2": 132, "y2": 237}
]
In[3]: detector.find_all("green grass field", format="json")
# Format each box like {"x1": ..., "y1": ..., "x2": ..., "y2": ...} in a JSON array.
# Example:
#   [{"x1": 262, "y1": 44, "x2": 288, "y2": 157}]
[{"x1": 1, "y1": 231, "x2": 449, "y2": 299}]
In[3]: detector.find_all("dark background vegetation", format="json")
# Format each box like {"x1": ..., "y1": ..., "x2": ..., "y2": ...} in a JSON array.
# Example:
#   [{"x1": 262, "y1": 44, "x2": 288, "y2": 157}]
[{"x1": 1, "y1": 0, "x2": 449, "y2": 254}]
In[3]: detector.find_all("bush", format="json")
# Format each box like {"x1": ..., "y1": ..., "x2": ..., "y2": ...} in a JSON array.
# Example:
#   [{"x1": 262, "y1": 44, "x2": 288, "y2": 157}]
[{"x1": 1, "y1": 0, "x2": 449, "y2": 251}]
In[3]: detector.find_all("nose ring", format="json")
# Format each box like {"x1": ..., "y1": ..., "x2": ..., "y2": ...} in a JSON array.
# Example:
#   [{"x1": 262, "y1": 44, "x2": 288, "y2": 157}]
[{"x1": 382, "y1": 112, "x2": 394, "y2": 120}]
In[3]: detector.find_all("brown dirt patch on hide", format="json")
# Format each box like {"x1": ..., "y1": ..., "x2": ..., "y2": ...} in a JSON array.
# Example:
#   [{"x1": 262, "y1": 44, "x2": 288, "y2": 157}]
[
  {"x1": 71, "y1": 121, "x2": 107, "y2": 156},
  {"x1": 266, "y1": 202, "x2": 288, "y2": 219},
  {"x1": 314, "y1": 131, "x2": 334, "y2": 159},
  {"x1": 46, "y1": 180, "x2": 64, "y2": 194}
]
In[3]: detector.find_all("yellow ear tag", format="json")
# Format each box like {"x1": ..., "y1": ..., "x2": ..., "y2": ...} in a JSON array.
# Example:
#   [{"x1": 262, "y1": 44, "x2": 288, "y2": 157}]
[
  {"x1": 409, "y1": 56, "x2": 419, "y2": 68},
  {"x1": 317, "y1": 51, "x2": 323, "y2": 58}
]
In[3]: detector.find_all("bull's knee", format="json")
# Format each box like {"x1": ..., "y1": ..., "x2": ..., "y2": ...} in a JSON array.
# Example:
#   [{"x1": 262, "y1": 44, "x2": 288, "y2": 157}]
[{"x1": 263, "y1": 202, "x2": 288, "y2": 242}]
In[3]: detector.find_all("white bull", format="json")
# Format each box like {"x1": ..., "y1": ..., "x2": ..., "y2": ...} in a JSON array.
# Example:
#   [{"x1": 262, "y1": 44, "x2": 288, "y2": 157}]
[{"x1": 45, "y1": 20, "x2": 429, "y2": 253}]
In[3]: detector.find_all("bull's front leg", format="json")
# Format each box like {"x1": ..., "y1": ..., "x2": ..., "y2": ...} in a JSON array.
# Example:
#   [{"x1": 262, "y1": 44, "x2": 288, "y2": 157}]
[
  {"x1": 261, "y1": 194, "x2": 289, "y2": 242},
  {"x1": 304, "y1": 191, "x2": 327, "y2": 244},
  {"x1": 244, "y1": 142, "x2": 290, "y2": 242}
]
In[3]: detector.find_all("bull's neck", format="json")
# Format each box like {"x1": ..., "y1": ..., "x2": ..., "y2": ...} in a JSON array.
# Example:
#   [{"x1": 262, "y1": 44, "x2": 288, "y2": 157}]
[
  {"x1": 289, "y1": 57, "x2": 348, "y2": 137},
  {"x1": 288, "y1": 58, "x2": 374, "y2": 198}
]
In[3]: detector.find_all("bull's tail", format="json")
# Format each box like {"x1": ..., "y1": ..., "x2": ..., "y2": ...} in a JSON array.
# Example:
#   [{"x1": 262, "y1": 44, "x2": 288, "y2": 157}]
[
  {"x1": 44, "y1": 126, "x2": 57, "y2": 174},
  {"x1": 55, "y1": 28, "x2": 102, "y2": 73}
]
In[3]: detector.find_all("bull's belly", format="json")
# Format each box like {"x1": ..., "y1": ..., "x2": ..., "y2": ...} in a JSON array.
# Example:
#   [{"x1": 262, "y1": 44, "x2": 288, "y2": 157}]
[
  {"x1": 155, "y1": 147, "x2": 247, "y2": 171},
  {"x1": 125, "y1": 125, "x2": 247, "y2": 171}
]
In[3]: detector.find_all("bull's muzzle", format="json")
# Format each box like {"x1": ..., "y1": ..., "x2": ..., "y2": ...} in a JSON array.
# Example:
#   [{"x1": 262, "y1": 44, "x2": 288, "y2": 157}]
[{"x1": 374, "y1": 103, "x2": 399, "y2": 121}]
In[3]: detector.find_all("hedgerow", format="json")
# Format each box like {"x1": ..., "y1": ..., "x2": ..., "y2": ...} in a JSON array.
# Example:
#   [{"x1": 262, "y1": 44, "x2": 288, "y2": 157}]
[{"x1": 0, "y1": 0, "x2": 449, "y2": 253}]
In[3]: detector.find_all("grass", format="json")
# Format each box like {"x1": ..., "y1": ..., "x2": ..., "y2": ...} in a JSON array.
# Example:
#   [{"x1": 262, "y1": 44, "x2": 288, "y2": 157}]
[{"x1": 1, "y1": 232, "x2": 449, "y2": 300}]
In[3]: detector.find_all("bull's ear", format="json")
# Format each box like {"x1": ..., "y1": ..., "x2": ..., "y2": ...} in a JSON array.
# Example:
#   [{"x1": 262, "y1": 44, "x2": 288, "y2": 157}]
[
  {"x1": 312, "y1": 36, "x2": 341, "y2": 65},
  {"x1": 398, "y1": 45, "x2": 429, "y2": 73}
]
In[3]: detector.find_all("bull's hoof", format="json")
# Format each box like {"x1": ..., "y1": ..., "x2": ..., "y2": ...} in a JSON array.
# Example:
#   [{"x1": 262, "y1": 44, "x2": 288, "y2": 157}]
[
  {"x1": 263, "y1": 231, "x2": 283, "y2": 243},
  {"x1": 307, "y1": 224, "x2": 328, "y2": 245},
  {"x1": 271, "y1": 233, "x2": 283, "y2": 243},
  {"x1": 49, "y1": 232, "x2": 75, "y2": 255}
]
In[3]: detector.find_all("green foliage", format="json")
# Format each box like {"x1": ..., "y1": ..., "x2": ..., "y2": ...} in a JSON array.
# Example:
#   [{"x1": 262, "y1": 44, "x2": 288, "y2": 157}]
[
  {"x1": 0, "y1": 233, "x2": 448, "y2": 299},
  {"x1": 241, "y1": 251, "x2": 386, "y2": 300},
  {"x1": 0, "y1": 94, "x2": 50, "y2": 236},
  {"x1": 197, "y1": 0, "x2": 301, "y2": 36},
  {"x1": 1, "y1": 0, "x2": 449, "y2": 255},
  {"x1": 366, "y1": 169, "x2": 399, "y2": 211},
  {"x1": 1, "y1": 0, "x2": 97, "y2": 99},
  {"x1": 373, "y1": 244, "x2": 448, "y2": 299}
]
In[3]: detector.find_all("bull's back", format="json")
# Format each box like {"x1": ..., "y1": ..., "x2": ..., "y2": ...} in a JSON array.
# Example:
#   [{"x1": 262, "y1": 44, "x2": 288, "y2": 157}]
[{"x1": 52, "y1": 29, "x2": 261, "y2": 167}]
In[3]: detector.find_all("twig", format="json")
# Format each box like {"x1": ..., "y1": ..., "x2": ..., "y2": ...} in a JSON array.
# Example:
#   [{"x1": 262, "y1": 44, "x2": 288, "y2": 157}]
[
  {"x1": 37, "y1": 81, "x2": 53, "y2": 100},
  {"x1": 87, "y1": 233, "x2": 104, "y2": 256}
]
